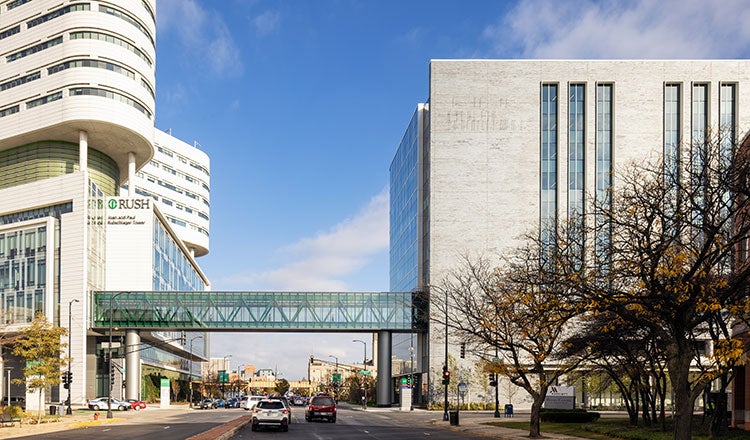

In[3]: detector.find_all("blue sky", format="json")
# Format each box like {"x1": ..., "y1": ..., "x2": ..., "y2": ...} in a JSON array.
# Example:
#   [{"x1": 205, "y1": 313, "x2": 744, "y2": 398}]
[{"x1": 152, "y1": 0, "x2": 750, "y2": 380}]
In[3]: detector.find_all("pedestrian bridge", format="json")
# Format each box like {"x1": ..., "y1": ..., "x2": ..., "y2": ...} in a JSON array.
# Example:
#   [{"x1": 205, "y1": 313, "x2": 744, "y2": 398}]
[{"x1": 91, "y1": 290, "x2": 428, "y2": 332}]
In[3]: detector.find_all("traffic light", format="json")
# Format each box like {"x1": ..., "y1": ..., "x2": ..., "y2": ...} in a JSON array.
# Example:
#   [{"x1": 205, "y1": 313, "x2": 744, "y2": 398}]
[
  {"x1": 442, "y1": 365, "x2": 451, "y2": 385},
  {"x1": 68, "y1": 371, "x2": 73, "y2": 384},
  {"x1": 489, "y1": 372, "x2": 497, "y2": 387},
  {"x1": 310, "y1": 355, "x2": 314, "y2": 365},
  {"x1": 460, "y1": 343, "x2": 466, "y2": 359},
  {"x1": 110, "y1": 364, "x2": 115, "y2": 386},
  {"x1": 180, "y1": 331, "x2": 186, "y2": 345}
]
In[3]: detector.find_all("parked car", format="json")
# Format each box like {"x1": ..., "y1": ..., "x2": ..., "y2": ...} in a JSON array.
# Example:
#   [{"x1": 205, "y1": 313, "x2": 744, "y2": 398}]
[
  {"x1": 226, "y1": 397, "x2": 241, "y2": 408},
  {"x1": 88, "y1": 397, "x2": 131, "y2": 411},
  {"x1": 215, "y1": 398, "x2": 227, "y2": 408},
  {"x1": 305, "y1": 395, "x2": 336, "y2": 422},
  {"x1": 244, "y1": 395, "x2": 264, "y2": 411},
  {"x1": 251, "y1": 399, "x2": 289, "y2": 432},
  {"x1": 199, "y1": 398, "x2": 217, "y2": 409},
  {"x1": 126, "y1": 399, "x2": 146, "y2": 410}
]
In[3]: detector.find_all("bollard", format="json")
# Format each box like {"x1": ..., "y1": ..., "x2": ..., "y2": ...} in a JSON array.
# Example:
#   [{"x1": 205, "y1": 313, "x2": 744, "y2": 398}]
[{"x1": 93, "y1": 412, "x2": 99, "y2": 421}]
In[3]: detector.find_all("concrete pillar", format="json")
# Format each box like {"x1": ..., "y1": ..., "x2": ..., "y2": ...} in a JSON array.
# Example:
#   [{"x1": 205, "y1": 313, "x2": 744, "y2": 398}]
[
  {"x1": 79, "y1": 131, "x2": 88, "y2": 171},
  {"x1": 128, "y1": 152, "x2": 136, "y2": 197},
  {"x1": 376, "y1": 330, "x2": 392, "y2": 407},
  {"x1": 125, "y1": 331, "x2": 140, "y2": 400}
]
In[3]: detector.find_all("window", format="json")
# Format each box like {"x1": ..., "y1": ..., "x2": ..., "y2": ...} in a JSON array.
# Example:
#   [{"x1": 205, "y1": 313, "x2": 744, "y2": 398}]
[
  {"x1": 48, "y1": 59, "x2": 134, "y2": 79},
  {"x1": 70, "y1": 31, "x2": 152, "y2": 66},
  {"x1": 596, "y1": 83, "x2": 613, "y2": 268},
  {"x1": 27, "y1": 3, "x2": 90, "y2": 28},
  {"x1": 69, "y1": 87, "x2": 151, "y2": 118},
  {"x1": 6, "y1": 36, "x2": 63, "y2": 63},
  {"x1": 0, "y1": 105, "x2": 19, "y2": 118},
  {"x1": 99, "y1": 5, "x2": 154, "y2": 46},
  {"x1": 664, "y1": 84, "x2": 681, "y2": 184},
  {"x1": 26, "y1": 91, "x2": 62, "y2": 109},
  {"x1": 0, "y1": 25, "x2": 20, "y2": 41},
  {"x1": 541, "y1": 84, "x2": 558, "y2": 247},
  {"x1": 7, "y1": 0, "x2": 33, "y2": 10},
  {"x1": 568, "y1": 83, "x2": 585, "y2": 265},
  {"x1": 1, "y1": 72, "x2": 41, "y2": 92}
]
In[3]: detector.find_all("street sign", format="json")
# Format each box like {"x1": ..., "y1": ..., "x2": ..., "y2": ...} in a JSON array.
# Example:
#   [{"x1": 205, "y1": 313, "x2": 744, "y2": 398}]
[
  {"x1": 333, "y1": 373, "x2": 342, "y2": 383},
  {"x1": 360, "y1": 370, "x2": 371, "y2": 375},
  {"x1": 458, "y1": 381, "x2": 467, "y2": 397}
]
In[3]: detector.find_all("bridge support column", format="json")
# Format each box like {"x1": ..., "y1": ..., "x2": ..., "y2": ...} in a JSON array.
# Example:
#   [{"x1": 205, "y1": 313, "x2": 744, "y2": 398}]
[
  {"x1": 376, "y1": 330, "x2": 392, "y2": 407},
  {"x1": 125, "y1": 330, "x2": 140, "y2": 400}
]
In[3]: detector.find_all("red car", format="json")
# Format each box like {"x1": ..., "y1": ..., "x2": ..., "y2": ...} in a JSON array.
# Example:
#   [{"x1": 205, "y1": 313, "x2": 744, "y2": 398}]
[
  {"x1": 305, "y1": 395, "x2": 336, "y2": 422},
  {"x1": 126, "y1": 399, "x2": 147, "y2": 410}
]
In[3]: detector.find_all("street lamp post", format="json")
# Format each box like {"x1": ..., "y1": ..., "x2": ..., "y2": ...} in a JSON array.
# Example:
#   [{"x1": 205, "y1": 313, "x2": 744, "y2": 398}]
[
  {"x1": 66, "y1": 298, "x2": 79, "y2": 415},
  {"x1": 188, "y1": 335, "x2": 203, "y2": 408},
  {"x1": 352, "y1": 339, "x2": 366, "y2": 410},
  {"x1": 107, "y1": 291, "x2": 128, "y2": 419},
  {"x1": 328, "y1": 355, "x2": 339, "y2": 402}
]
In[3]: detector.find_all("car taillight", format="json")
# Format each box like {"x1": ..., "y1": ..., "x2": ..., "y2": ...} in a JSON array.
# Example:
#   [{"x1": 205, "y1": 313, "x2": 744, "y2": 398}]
[
  {"x1": 252, "y1": 408, "x2": 259, "y2": 413},
  {"x1": 283, "y1": 409, "x2": 289, "y2": 414}
]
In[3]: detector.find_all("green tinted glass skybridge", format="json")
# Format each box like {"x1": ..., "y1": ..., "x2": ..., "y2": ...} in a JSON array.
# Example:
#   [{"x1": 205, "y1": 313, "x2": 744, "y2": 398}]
[{"x1": 92, "y1": 291, "x2": 427, "y2": 332}]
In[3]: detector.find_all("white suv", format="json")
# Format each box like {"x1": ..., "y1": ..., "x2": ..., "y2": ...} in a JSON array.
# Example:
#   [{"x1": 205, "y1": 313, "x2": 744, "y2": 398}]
[
  {"x1": 244, "y1": 395, "x2": 264, "y2": 411},
  {"x1": 251, "y1": 399, "x2": 289, "y2": 432}
]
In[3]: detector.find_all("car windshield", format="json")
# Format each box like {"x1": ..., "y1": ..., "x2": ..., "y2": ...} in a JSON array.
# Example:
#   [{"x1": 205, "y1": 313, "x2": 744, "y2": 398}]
[
  {"x1": 258, "y1": 401, "x2": 284, "y2": 409},
  {"x1": 312, "y1": 397, "x2": 334, "y2": 405}
]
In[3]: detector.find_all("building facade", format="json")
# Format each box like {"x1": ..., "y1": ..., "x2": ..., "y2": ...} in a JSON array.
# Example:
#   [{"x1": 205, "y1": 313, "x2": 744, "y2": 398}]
[
  {"x1": 390, "y1": 60, "x2": 750, "y2": 409},
  {"x1": 0, "y1": 0, "x2": 210, "y2": 407}
]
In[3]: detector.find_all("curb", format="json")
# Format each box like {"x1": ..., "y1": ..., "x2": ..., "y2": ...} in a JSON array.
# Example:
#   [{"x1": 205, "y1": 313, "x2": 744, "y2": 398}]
[{"x1": 185, "y1": 414, "x2": 252, "y2": 440}]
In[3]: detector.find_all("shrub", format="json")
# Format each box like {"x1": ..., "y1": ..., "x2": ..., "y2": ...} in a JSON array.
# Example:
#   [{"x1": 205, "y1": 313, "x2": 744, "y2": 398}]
[
  {"x1": 540, "y1": 409, "x2": 600, "y2": 423},
  {"x1": 2, "y1": 405, "x2": 23, "y2": 418}
]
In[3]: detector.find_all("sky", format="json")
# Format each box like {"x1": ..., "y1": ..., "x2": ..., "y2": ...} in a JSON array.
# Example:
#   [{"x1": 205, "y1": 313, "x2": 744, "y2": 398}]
[{"x1": 152, "y1": 0, "x2": 750, "y2": 380}]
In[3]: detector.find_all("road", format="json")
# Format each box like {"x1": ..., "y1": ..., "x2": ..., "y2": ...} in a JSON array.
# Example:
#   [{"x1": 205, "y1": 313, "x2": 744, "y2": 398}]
[
  {"x1": 7, "y1": 404, "x2": 491, "y2": 440},
  {"x1": 233, "y1": 403, "x2": 489, "y2": 440}
]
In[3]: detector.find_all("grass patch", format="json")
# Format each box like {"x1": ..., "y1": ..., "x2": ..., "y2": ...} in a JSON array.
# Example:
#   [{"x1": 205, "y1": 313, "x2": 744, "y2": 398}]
[{"x1": 485, "y1": 417, "x2": 750, "y2": 440}]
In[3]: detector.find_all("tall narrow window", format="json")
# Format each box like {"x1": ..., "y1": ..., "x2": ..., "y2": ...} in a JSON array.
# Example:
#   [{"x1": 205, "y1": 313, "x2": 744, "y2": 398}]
[
  {"x1": 541, "y1": 84, "x2": 558, "y2": 250},
  {"x1": 569, "y1": 84, "x2": 585, "y2": 265},
  {"x1": 596, "y1": 84, "x2": 613, "y2": 269},
  {"x1": 664, "y1": 83, "x2": 681, "y2": 179},
  {"x1": 720, "y1": 83, "x2": 736, "y2": 161},
  {"x1": 691, "y1": 84, "x2": 708, "y2": 234}
]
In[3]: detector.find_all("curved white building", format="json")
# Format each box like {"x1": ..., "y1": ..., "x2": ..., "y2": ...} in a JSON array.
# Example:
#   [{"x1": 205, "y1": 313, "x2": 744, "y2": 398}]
[
  {"x1": 0, "y1": 0, "x2": 156, "y2": 187},
  {"x1": 126, "y1": 129, "x2": 211, "y2": 257},
  {"x1": 0, "y1": 1, "x2": 209, "y2": 408}
]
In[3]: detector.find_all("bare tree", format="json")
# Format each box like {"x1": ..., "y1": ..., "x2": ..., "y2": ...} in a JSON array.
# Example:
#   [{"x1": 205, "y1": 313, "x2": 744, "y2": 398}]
[
  {"x1": 433, "y1": 228, "x2": 589, "y2": 438},
  {"x1": 579, "y1": 132, "x2": 750, "y2": 439}
]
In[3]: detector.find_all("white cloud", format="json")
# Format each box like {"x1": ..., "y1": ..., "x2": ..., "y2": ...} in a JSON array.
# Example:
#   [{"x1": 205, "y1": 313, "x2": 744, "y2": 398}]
[
  {"x1": 217, "y1": 188, "x2": 389, "y2": 291},
  {"x1": 253, "y1": 10, "x2": 281, "y2": 36},
  {"x1": 210, "y1": 190, "x2": 388, "y2": 379},
  {"x1": 485, "y1": 0, "x2": 750, "y2": 58},
  {"x1": 157, "y1": 0, "x2": 242, "y2": 77}
]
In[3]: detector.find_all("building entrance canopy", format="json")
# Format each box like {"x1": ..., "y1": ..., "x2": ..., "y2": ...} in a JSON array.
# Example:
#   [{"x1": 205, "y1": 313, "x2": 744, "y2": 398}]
[{"x1": 92, "y1": 291, "x2": 427, "y2": 332}]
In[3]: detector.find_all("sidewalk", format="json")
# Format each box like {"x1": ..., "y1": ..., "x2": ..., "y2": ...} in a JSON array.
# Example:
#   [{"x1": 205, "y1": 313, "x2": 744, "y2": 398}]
[
  {"x1": 352, "y1": 405, "x2": 589, "y2": 440},
  {"x1": 0, "y1": 407, "x2": 127, "y2": 439}
]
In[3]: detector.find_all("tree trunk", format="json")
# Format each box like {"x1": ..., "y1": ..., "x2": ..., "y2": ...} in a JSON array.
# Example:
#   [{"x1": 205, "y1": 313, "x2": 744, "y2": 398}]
[
  {"x1": 669, "y1": 350, "x2": 694, "y2": 440},
  {"x1": 528, "y1": 396, "x2": 544, "y2": 438}
]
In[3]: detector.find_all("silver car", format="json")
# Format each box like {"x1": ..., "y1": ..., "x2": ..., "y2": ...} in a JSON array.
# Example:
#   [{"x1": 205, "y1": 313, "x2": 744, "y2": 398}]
[
  {"x1": 251, "y1": 399, "x2": 289, "y2": 432},
  {"x1": 88, "y1": 397, "x2": 131, "y2": 411}
]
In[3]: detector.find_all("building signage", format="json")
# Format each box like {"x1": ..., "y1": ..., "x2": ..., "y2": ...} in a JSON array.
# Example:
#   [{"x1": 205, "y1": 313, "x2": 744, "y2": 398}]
[
  {"x1": 544, "y1": 386, "x2": 576, "y2": 410},
  {"x1": 105, "y1": 197, "x2": 152, "y2": 227}
]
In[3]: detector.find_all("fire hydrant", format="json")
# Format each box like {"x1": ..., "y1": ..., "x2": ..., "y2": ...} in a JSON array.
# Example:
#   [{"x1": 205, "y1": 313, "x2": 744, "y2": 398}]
[{"x1": 93, "y1": 412, "x2": 100, "y2": 421}]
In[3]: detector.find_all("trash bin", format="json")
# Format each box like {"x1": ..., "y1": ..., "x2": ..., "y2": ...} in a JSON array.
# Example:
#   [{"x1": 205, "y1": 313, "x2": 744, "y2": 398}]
[
  {"x1": 449, "y1": 410, "x2": 459, "y2": 426},
  {"x1": 504, "y1": 404, "x2": 513, "y2": 417},
  {"x1": 49, "y1": 405, "x2": 57, "y2": 415}
]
